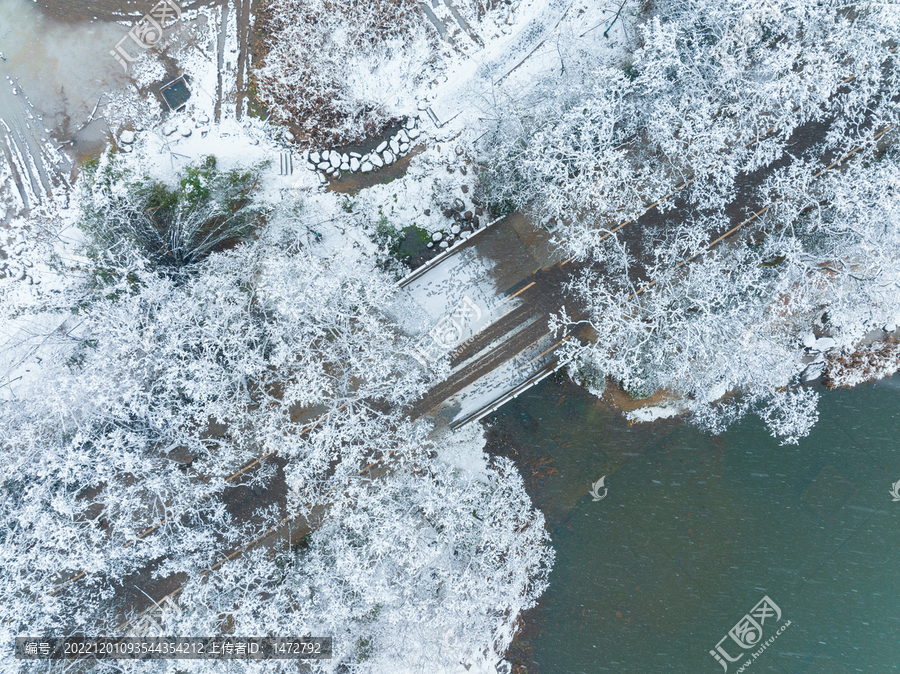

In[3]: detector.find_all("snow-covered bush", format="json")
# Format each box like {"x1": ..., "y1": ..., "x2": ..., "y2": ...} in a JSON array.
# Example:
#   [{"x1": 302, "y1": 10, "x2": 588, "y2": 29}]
[
  {"x1": 79, "y1": 152, "x2": 267, "y2": 280},
  {"x1": 254, "y1": 0, "x2": 438, "y2": 145}
]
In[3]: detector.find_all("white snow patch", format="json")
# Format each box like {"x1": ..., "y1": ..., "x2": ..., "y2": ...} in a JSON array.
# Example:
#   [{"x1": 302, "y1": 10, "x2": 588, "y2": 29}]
[
  {"x1": 432, "y1": 422, "x2": 490, "y2": 481},
  {"x1": 626, "y1": 404, "x2": 687, "y2": 423}
]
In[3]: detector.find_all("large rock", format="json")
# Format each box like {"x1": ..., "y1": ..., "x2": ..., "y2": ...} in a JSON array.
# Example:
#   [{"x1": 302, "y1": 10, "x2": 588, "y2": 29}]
[
  {"x1": 801, "y1": 361, "x2": 826, "y2": 383},
  {"x1": 120, "y1": 130, "x2": 135, "y2": 144},
  {"x1": 329, "y1": 151, "x2": 341, "y2": 168},
  {"x1": 382, "y1": 150, "x2": 394, "y2": 164},
  {"x1": 342, "y1": 153, "x2": 350, "y2": 164},
  {"x1": 397, "y1": 129, "x2": 409, "y2": 143},
  {"x1": 371, "y1": 154, "x2": 384, "y2": 168},
  {"x1": 376, "y1": 140, "x2": 388, "y2": 153},
  {"x1": 408, "y1": 128, "x2": 420, "y2": 139},
  {"x1": 432, "y1": 231, "x2": 443, "y2": 242},
  {"x1": 350, "y1": 157, "x2": 360, "y2": 171},
  {"x1": 361, "y1": 162, "x2": 373, "y2": 172},
  {"x1": 340, "y1": 162, "x2": 350, "y2": 171},
  {"x1": 310, "y1": 151, "x2": 321, "y2": 164},
  {"x1": 812, "y1": 337, "x2": 836, "y2": 352},
  {"x1": 317, "y1": 161, "x2": 330, "y2": 170},
  {"x1": 400, "y1": 143, "x2": 409, "y2": 153},
  {"x1": 390, "y1": 138, "x2": 400, "y2": 154}
]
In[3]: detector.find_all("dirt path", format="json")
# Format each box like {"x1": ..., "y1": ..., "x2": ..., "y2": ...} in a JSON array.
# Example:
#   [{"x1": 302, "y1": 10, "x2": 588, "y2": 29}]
[{"x1": 233, "y1": 0, "x2": 253, "y2": 119}]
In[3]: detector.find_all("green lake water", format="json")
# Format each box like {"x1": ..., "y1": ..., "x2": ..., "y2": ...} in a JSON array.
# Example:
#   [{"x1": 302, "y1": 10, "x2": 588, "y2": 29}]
[{"x1": 490, "y1": 377, "x2": 900, "y2": 674}]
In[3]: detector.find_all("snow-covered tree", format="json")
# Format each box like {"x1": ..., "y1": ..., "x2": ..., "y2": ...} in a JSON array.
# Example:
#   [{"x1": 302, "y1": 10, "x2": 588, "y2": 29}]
[
  {"x1": 558, "y1": 144, "x2": 900, "y2": 442},
  {"x1": 480, "y1": 0, "x2": 900, "y2": 260},
  {"x1": 479, "y1": 0, "x2": 900, "y2": 440},
  {"x1": 0, "y1": 157, "x2": 436, "y2": 648},
  {"x1": 154, "y1": 452, "x2": 553, "y2": 674}
]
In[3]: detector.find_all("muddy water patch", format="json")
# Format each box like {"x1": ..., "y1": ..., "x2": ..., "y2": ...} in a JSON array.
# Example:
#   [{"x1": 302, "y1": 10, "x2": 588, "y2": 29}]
[{"x1": 0, "y1": 0, "x2": 133, "y2": 137}]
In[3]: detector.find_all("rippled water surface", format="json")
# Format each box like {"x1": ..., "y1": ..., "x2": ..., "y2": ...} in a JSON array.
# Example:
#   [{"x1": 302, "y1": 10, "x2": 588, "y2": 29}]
[{"x1": 492, "y1": 377, "x2": 900, "y2": 673}]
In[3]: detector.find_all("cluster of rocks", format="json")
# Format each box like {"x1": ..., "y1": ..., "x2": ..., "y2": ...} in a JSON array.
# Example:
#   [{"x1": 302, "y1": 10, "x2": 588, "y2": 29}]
[
  {"x1": 426, "y1": 194, "x2": 486, "y2": 250},
  {"x1": 1, "y1": 232, "x2": 37, "y2": 285},
  {"x1": 800, "y1": 333, "x2": 838, "y2": 383},
  {"x1": 305, "y1": 118, "x2": 421, "y2": 181},
  {"x1": 160, "y1": 112, "x2": 213, "y2": 141},
  {"x1": 118, "y1": 112, "x2": 213, "y2": 152}
]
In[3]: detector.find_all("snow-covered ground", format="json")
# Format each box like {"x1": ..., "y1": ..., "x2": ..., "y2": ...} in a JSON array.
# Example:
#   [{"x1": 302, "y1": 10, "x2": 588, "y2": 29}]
[{"x1": 0, "y1": 0, "x2": 637, "y2": 426}]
